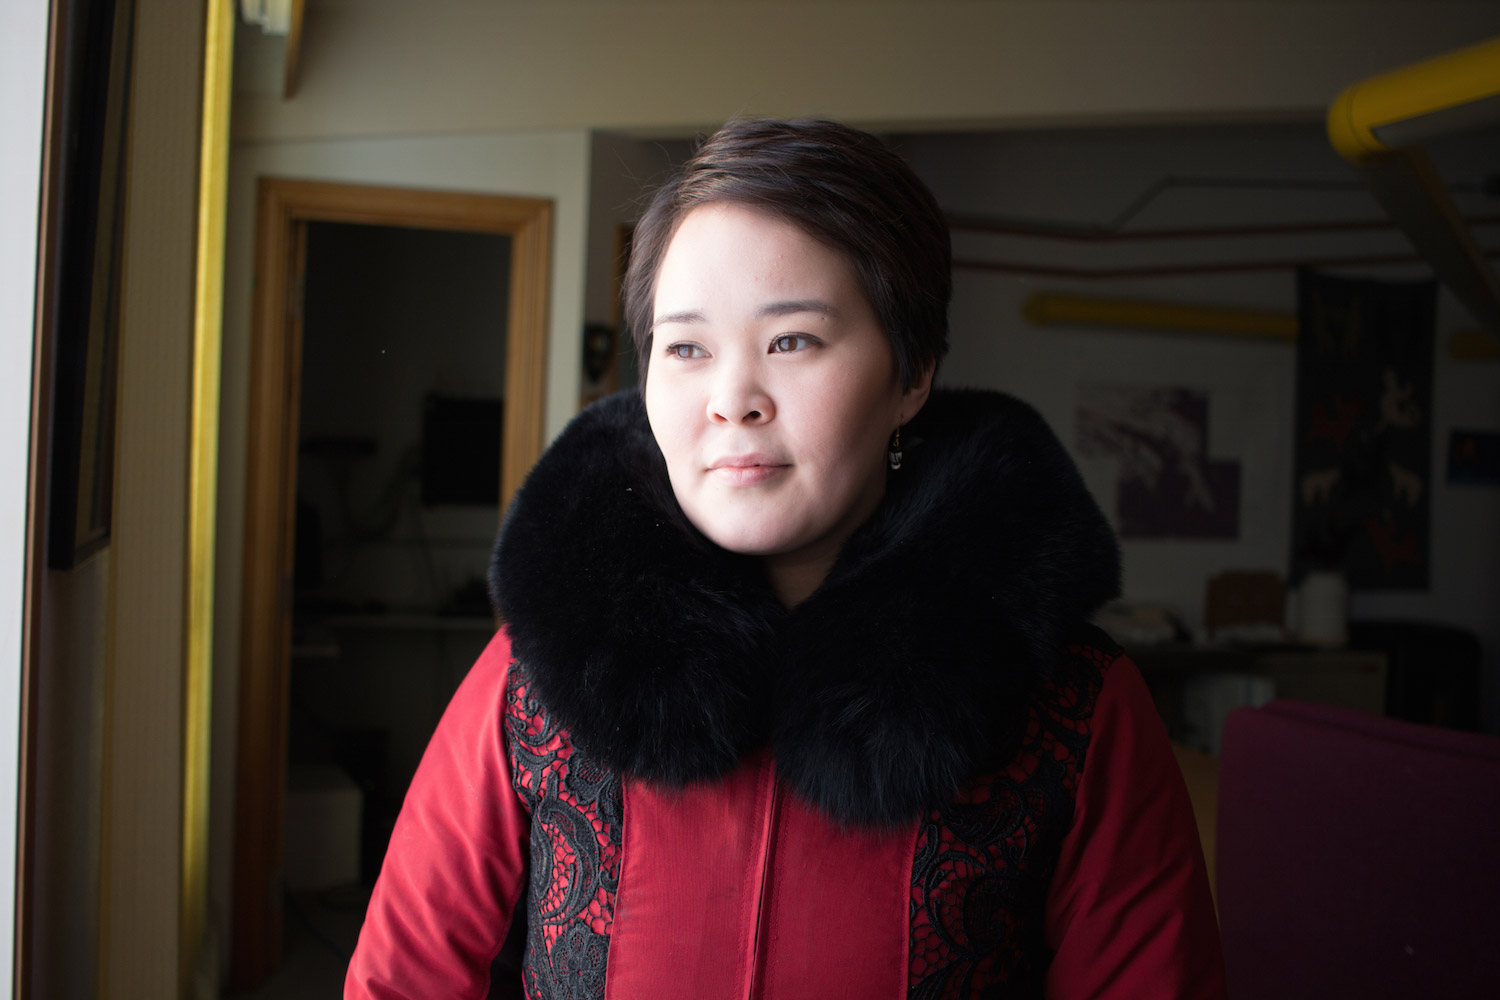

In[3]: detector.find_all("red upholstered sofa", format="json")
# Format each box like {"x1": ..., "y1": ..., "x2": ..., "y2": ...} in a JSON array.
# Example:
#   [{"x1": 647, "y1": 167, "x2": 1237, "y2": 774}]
[{"x1": 1217, "y1": 700, "x2": 1500, "y2": 1000}]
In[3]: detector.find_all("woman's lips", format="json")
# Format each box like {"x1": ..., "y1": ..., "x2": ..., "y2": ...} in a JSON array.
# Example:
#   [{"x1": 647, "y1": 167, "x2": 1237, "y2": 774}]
[{"x1": 709, "y1": 455, "x2": 789, "y2": 486}]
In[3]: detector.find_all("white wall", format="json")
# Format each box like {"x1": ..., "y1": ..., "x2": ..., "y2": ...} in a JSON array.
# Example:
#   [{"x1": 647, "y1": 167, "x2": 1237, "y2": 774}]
[
  {"x1": 0, "y1": 0, "x2": 48, "y2": 987},
  {"x1": 213, "y1": 127, "x2": 591, "y2": 963},
  {"x1": 233, "y1": 1, "x2": 1500, "y2": 142},
  {"x1": 897, "y1": 123, "x2": 1500, "y2": 729}
]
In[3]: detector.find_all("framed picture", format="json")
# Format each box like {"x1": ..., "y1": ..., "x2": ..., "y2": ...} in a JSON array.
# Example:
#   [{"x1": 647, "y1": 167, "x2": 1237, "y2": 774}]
[
  {"x1": 45, "y1": 0, "x2": 136, "y2": 569},
  {"x1": 1448, "y1": 429, "x2": 1500, "y2": 488}
]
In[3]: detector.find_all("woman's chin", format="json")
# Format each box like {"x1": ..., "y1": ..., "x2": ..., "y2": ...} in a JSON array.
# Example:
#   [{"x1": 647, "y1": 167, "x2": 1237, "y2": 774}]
[
  {"x1": 698, "y1": 527, "x2": 794, "y2": 558},
  {"x1": 687, "y1": 516, "x2": 810, "y2": 559}
]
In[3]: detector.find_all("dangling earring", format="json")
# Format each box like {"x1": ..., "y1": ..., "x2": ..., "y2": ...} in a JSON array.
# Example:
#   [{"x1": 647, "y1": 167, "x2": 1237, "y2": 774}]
[{"x1": 888, "y1": 426, "x2": 903, "y2": 471}]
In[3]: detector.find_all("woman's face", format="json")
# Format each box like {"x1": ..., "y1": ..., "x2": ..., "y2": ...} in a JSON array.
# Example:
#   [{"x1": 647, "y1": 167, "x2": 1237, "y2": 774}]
[{"x1": 645, "y1": 202, "x2": 930, "y2": 581}]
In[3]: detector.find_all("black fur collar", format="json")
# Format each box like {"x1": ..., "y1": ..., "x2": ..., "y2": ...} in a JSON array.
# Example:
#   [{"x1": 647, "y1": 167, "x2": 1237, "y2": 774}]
[{"x1": 489, "y1": 389, "x2": 1120, "y2": 827}]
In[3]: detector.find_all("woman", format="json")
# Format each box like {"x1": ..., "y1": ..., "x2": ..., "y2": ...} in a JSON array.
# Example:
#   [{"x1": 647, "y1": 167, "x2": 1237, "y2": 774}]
[{"x1": 347, "y1": 119, "x2": 1225, "y2": 999}]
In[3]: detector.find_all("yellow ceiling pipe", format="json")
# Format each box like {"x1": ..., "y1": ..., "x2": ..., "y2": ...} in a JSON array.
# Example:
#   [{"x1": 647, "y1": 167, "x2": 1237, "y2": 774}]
[
  {"x1": 1328, "y1": 36, "x2": 1500, "y2": 162},
  {"x1": 1326, "y1": 36, "x2": 1500, "y2": 338}
]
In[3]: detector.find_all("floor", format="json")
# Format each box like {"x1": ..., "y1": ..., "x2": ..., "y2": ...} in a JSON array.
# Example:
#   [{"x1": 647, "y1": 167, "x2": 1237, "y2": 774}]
[{"x1": 225, "y1": 886, "x2": 368, "y2": 999}]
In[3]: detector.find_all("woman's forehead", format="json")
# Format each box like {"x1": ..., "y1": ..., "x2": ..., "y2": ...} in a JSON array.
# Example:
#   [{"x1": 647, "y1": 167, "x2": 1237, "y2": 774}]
[{"x1": 653, "y1": 203, "x2": 865, "y2": 318}]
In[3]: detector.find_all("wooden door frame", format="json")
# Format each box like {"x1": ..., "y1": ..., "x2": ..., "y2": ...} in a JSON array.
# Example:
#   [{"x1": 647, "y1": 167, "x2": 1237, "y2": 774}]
[{"x1": 231, "y1": 177, "x2": 551, "y2": 988}]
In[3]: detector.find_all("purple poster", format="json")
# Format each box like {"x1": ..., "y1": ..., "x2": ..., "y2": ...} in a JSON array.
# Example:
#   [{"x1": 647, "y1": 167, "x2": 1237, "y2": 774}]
[{"x1": 1076, "y1": 383, "x2": 1241, "y2": 539}]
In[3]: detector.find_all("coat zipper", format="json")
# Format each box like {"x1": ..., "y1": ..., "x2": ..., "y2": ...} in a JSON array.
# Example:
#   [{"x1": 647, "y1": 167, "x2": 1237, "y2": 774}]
[{"x1": 746, "y1": 762, "x2": 782, "y2": 999}]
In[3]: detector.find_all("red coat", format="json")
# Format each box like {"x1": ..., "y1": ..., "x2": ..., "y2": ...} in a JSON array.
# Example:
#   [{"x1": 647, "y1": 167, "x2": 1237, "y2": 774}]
[
  {"x1": 346, "y1": 391, "x2": 1227, "y2": 998},
  {"x1": 347, "y1": 630, "x2": 1223, "y2": 999}
]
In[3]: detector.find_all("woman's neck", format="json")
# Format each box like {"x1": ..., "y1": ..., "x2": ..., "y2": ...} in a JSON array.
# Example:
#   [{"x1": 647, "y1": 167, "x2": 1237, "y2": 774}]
[
  {"x1": 763, "y1": 548, "x2": 838, "y2": 609},
  {"x1": 762, "y1": 474, "x2": 888, "y2": 608}
]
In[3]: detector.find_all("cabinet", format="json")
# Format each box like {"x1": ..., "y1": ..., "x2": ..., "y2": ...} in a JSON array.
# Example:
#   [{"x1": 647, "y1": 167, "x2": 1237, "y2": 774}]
[{"x1": 1131, "y1": 646, "x2": 1387, "y2": 754}]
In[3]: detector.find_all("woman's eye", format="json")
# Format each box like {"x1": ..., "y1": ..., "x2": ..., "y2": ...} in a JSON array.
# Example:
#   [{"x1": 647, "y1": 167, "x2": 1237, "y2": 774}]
[
  {"x1": 771, "y1": 334, "x2": 813, "y2": 353},
  {"x1": 667, "y1": 343, "x2": 707, "y2": 360}
]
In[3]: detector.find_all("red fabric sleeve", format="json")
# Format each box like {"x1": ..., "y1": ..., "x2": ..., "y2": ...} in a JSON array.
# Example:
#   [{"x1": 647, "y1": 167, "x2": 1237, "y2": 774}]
[
  {"x1": 1044, "y1": 653, "x2": 1228, "y2": 999},
  {"x1": 345, "y1": 630, "x2": 530, "y2": 1000}
]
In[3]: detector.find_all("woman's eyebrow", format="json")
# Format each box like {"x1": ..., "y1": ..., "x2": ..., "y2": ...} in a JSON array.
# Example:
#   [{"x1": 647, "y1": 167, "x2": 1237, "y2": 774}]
[
  {"x1": 757, "y1": 299, "x2": 838, "y2": 320},
  {"x1": 653, "y1": 309, "x2": 707, "y2": 327},
  {"x1": 654, "y1": 300, "x2": 837, "y2": 328}
]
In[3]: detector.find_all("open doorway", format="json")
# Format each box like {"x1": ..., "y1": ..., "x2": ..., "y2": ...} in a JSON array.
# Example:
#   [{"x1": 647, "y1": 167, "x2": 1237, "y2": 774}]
[
  {"x1": 232, "y1": 179, "x2": 551, "y2": 990},
  {"x1": 286, "y1": 219, "x2": 511, "y2": 981}
]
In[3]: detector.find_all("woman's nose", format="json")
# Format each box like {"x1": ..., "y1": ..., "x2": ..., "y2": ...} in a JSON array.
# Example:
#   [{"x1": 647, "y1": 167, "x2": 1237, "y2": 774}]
[{"x1": 707, "y1": 366, "x2": 774, "y2": 425}]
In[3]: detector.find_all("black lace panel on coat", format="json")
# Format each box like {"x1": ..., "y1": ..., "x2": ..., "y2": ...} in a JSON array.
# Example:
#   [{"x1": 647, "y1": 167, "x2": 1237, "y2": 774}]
[
  {"x1": 908, "y1": 641, "x2": 1109, "y2": 999},
  {"x1": 504, "y1": 662, "x2": 622, "y2": 1000}
]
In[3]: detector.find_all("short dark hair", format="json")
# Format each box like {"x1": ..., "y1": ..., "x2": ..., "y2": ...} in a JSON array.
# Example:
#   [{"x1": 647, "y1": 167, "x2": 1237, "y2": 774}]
[{"x1": 624, "y1": 119, "x2": 950, "y2": 391}]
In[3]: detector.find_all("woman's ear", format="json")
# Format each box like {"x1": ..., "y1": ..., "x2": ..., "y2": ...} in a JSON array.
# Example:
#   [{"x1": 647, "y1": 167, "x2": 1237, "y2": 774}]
[{"x1": 898, "y1": 365, "x2": 935, "y2": 425}]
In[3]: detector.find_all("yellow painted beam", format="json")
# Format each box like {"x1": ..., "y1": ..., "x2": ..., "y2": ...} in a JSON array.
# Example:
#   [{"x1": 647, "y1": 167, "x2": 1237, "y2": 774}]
[
  {"x1": 1023, "y1": 292, "x2": 1493, "y2": 361},
  {"x1": 1022, "y1": 293, "x2": 1297, "y2": 342}
]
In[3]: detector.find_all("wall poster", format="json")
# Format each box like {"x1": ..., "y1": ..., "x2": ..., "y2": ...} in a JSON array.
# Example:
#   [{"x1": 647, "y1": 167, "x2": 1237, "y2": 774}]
[
  {"x1": 1076, "y1": 383, "x2": 1241, "y2": 540},
  {"x1": 1291, "y1": 269, "x2": 1435, "y2": 590}
]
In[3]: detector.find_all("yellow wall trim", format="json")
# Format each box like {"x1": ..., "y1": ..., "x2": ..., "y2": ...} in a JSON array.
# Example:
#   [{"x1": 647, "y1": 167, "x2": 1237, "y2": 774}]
[{"x1": 183, "y1": 0, "x2": 233, "y2": 994}]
